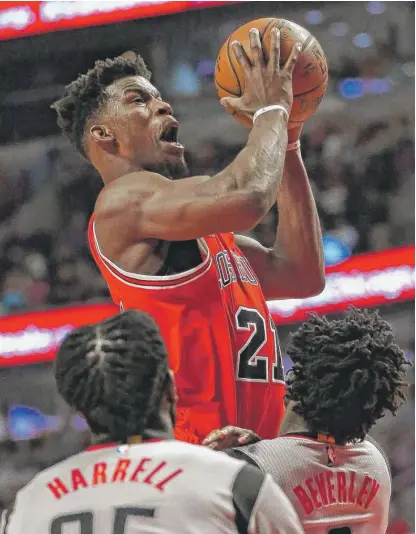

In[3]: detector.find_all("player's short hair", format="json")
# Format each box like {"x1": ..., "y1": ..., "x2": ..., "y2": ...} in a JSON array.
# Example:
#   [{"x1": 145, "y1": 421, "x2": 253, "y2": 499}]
[
  {"x1": 51, "y1": 52, "x2": 151, "y2": 156},
  {"x1": 286, "y1": 307, "x2": 410, "y2": 443},
  {"x1": 55, "y1": 310, "x2": 169, "y2": 442}
]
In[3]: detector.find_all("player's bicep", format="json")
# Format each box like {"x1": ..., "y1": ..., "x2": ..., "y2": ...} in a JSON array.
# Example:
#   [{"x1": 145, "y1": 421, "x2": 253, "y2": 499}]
[
  {"x1": 235, "y1": 234, "x2": 303, "y2": 300},
  {"x1": 138, "y1": 175, "x2": 268, "y2": 241},
  {"x1": 96, "y1": 171, "x2": 268, "y2": 242},
  {"x1": 140, "y1": 188, "x2": 256, "y2": 241}
]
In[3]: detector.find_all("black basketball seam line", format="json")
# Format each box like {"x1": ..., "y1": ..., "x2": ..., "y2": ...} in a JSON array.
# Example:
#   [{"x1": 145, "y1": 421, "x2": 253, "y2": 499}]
[
  {"x1": 219, "y1": 21, "x2": 326, "y2": 100},
  {"x1": 269, "y1": 20, "x2": 314, "y2": 66},
  {"x1": 227, "y1": 36, "x2": 242, "y2": 96},
  {"x1": 294, "y1": 79, "x2": 327, "y2": 98},
  {"x1": 223, "y1": 19, "x2": 275, "y2": 97},
  {"x1": 215, "y1": 80, "x2": 240, "y2": 97},
  {"x1": 216, "y1": 77, "x2": 327, "y2": 104},
  {"x1": 260, "y1": 18, "x2": 277, "y2": 41},
  {"x1": 301, "y1": 35, "x2": 328, "y2": 80},
  {"x1": 301, "y1": 34, "x2": 314, "y2": 52},
  {"x1": 293, "y1": 33, "x2": 327, "y2": 97}
]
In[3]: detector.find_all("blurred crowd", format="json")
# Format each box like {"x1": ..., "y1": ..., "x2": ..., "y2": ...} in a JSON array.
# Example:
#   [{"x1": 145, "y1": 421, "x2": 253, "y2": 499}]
[{"x1": 0, "y1": 113, "x2": 414, "y2": 315}]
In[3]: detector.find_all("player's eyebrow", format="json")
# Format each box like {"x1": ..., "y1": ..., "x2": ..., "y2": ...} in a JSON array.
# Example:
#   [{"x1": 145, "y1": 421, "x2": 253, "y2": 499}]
[{"x1": 122, "y1": 85, "x2": 161, "y2": 100}]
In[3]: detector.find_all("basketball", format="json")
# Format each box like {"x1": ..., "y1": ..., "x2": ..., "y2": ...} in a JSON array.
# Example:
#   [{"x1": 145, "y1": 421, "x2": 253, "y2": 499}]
[{"x1": 215, "y1": 18, "x2": 328, "y2": 128}]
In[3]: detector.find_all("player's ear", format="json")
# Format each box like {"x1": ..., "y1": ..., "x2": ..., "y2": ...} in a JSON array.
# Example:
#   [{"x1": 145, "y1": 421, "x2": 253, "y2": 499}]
[{"x1": 89, "y1": 124, "x2": 115, "y2": 145}]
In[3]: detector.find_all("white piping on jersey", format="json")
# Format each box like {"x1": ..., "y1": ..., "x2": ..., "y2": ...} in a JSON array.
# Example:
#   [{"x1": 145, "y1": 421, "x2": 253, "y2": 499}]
[
  {"x1": 303, "y1": 512, "x2": 374, "y2": 529},
  {"x1": 92, "y1": 222, "x2": 213, "y2": 290},
  {"x1": 97, "y1": 259, "x2": 213, "y2": 290}
]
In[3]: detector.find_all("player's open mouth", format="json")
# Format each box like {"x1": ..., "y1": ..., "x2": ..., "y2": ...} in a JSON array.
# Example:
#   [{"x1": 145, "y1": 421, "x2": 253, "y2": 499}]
[{"x1": 159, "y1": 124, "x2": 183, "y2": 149}]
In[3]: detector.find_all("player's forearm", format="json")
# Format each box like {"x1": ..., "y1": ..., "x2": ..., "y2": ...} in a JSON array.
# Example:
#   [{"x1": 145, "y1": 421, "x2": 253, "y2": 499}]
[
  {"x1": 211, "y1": 110, "x2": 289, "y2": 215},
  {"x1": 273, "y1": 148, "x2": 325, "y2": 296}
]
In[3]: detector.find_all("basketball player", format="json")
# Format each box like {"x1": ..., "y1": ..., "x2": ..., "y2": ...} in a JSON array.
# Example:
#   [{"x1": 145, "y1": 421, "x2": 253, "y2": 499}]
[
  {"x1": 205, "y1": 308, "x2": 410, "y2": 533},
  {"x1": 51, "y1": 28, "x2": 324, "y2": 443},
  {"x1": 0, "y1": 311, "x2": 303, "y2": 534}
]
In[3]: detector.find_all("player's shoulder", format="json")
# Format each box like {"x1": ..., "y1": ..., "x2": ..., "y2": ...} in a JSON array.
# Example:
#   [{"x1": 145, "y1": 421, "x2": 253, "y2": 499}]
[
  {"x1": 140, "y1": 439, "x2": 247, "y2": 469},
  {"x1": 363, "y1": 435, "x2": 391, "y2": 474},
  {"x1": 240, "y1": 435, "x2": 293, "y2": 457},
  {"x1": 9, "y1": 450, "x2": 86, "y2": 501},
  {"x1": 227, "y1": 436, "x2": 290, "y2": 472},
  {"x1": 94, "y1": 171, "x2": 166, "y2": 217}
]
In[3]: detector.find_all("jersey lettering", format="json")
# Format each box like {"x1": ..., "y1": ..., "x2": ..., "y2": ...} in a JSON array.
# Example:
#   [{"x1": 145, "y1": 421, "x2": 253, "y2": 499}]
[
  {"x1": 215, "y1": 251, "x2": 258, "y2": 289},
  {"x1": 46, "y1": 458, "x2": 183, "y2": 499},
  {"x1": 50, "y1": 507, "x2": 155, "y2": 534},
  {"x1": 216, "y1": 251, "x2": 236, "y2": 288},
  {"x1": 293, "y1": 470, "x2": 381, "y2": 516},
  {"x1": 232, "y1": 253, "x2": 258, "y2": 285},
  {"x1": 235, "y1": 307, "x2": 284, "y2": 384}
]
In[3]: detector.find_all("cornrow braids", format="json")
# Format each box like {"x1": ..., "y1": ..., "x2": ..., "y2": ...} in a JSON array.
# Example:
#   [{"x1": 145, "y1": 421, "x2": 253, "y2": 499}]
[
  {"x1": 51, "y1": 52, "x2": 151, "y2": 156},
  {"x1": 55, "y1": 310, "x2": 169, "y2": 442},
  {"x1": 285, "y1": 307, "x2": 411, "y2": 443}
]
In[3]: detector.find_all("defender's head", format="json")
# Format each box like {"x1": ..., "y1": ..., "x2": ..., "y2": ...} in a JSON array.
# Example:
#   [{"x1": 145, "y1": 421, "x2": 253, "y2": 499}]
[
  {"x1": 55, "y1": 310, "x2": 176, "y2": 443},
  {"x1": 51, "y1": 53, "x2": 186, "y2": 180},
  {"x1": 285, "y1": 307, "x2": 410, "y2": 443}
]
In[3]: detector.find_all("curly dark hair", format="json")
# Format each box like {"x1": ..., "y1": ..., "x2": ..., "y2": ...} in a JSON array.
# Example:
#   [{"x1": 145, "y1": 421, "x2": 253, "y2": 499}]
[
  {"x1": 55, "y1": 310, "x2": 169, "y2": 442},
  {"x1": 51, "y1": 52, "x2": 151, "y2": 156},
  {"x1": 285, "y1": 307, "x2": 411, "y2": 443}
]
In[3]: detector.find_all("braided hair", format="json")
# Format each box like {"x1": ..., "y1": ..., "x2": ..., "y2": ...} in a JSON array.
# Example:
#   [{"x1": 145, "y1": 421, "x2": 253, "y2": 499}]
[
  {"x1": 51, "y1": 52, "x2": 151, "y2": 157},
  {"x1": 55, "y1": 310, "x2": 169, "y2": 442},
  {"x1": 286, "y1": 307, "x2": 411, "y2": 443}
]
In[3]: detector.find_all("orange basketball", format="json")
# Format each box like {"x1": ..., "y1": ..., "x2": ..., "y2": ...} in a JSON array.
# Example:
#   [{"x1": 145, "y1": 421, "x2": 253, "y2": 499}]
[{"x1": 215, "y1": 18, "x2": 328, "y2": 128}]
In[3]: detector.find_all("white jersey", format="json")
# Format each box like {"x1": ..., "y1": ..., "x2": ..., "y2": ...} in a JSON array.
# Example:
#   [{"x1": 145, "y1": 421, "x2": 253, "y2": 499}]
[
  {"x1": 1, "y1": 437, "x2": 303, "y2": 534},
  {"x1": 229, "y1": 434, "x2": 391, "y2": 534}
]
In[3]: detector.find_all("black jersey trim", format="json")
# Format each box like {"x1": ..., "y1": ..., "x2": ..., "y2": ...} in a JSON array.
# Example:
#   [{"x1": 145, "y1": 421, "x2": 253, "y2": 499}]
[
  {"x1": 232, "y1": 463, "x2": 265, "y2": 534},
  {"x1": 225, "y1": 447, "x2": 261, "y2": 469}
]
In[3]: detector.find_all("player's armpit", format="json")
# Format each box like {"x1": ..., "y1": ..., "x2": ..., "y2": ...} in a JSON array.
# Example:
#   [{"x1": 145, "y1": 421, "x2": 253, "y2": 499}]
[
  {"x1": 95, "y1": 171, "x2": 269, "y2": 242},
  {"x1": 235, "y1": 234, "x2": 322, "y2": 300}
]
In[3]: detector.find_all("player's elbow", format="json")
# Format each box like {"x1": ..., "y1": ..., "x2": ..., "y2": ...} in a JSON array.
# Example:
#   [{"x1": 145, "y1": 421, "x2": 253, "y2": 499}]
[
  {"x1": 240, "y1": 189, "x2": 270, "y2": 229},
  {"x1": 298, "y1": 273, "x2": 326, "y2": 298}
]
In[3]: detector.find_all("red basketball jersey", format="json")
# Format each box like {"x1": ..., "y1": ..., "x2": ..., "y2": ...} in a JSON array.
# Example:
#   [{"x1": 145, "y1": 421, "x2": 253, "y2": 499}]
[{"x1": 88, "y1": 216, "x2": 285, "y2": 443}]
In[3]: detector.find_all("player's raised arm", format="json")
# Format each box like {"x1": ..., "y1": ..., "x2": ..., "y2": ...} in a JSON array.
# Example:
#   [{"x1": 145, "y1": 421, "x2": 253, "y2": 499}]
[
  {"x1": 95, "y1": 29, "x2": 302, "y2": 241},
  {"x1": 234, "y1": 128, "x2": 325, "y2": 300}
]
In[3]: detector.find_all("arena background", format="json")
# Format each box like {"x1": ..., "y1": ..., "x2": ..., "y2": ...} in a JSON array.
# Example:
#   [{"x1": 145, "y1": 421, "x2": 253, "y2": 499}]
[{"x1": 0, "y1": 1, "x2": 414, "y2": 531}]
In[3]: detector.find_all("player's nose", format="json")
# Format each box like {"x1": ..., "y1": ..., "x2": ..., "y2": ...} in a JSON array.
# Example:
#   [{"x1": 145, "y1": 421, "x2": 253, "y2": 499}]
[{"x1": 154, "y1": 99, "x2": 173, "y2": 116}]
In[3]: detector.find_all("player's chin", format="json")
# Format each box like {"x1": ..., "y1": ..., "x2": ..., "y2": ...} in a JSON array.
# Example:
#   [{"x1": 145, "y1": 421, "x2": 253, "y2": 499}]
[{"x1": 160, "y1": 140, "x2": 185, "y2": 158}]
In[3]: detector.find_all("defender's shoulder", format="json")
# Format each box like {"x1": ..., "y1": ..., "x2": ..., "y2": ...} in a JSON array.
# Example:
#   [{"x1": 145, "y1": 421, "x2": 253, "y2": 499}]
[
  {"x1": 145, "y1": 440, "x2": 248, "y2": 469},
  {"x1": 11, "y1": 452, "x2": 85, "y2": 499},
  {"x1": 364, "y1": 436, "x2": 391, "y2": 476}
]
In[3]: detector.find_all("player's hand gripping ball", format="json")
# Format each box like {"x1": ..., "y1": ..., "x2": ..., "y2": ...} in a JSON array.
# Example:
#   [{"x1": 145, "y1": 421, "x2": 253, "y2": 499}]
[{"x1": 215, "y1": 18, "x2": 328, "y2": 128}]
